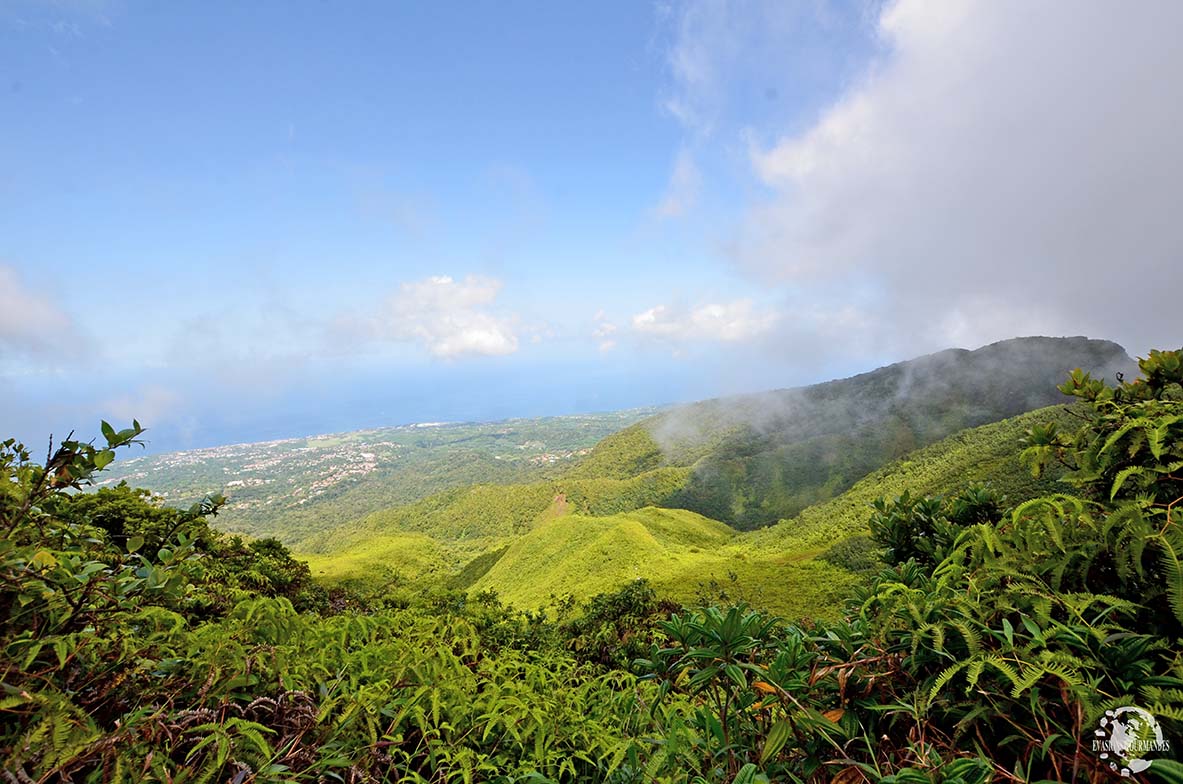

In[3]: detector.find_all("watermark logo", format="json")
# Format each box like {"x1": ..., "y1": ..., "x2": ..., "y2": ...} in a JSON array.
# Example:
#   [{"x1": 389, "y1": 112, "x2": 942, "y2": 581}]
[{"x1": 1092, "y1": 706, "x2": 1171, "y2": 776}]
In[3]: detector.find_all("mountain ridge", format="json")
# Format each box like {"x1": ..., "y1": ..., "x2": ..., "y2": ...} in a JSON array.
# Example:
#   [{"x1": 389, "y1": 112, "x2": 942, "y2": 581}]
[
  {"x1": 573, "y1": 335, "x2": 1133, "y2": 527},
  {"x1": 299, "y1": 336, "x2": 1130, "y2": 613}
]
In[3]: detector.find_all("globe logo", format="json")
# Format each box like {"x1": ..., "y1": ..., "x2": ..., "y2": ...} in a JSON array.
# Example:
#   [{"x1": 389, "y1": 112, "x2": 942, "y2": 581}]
[{"x1": 1093, "y1": 706, "x2": 1171, "y2": 776}]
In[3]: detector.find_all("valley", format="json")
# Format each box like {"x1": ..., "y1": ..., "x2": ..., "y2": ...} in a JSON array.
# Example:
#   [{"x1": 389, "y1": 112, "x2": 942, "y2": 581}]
[
  {"x1": 105, "y1": 336, "x2": 1134, "y2": 616},
  {"x1": 97, "y1": 408, "x2": 657, "y2": 544},
  {"x1": 11, "y1": 336, "x2": 1182, "y2": 783}
]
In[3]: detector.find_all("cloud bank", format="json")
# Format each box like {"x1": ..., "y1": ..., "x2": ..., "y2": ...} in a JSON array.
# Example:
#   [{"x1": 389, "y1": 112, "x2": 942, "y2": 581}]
[{"x1": 668, "y1": 0, "x2": 1183, "y2": 357}]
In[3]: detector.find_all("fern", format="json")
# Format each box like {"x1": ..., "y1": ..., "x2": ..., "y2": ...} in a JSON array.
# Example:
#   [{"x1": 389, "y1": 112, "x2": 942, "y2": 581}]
[{"x1": 1151, "y1": 524, "x2": 1183, "y2": 624}]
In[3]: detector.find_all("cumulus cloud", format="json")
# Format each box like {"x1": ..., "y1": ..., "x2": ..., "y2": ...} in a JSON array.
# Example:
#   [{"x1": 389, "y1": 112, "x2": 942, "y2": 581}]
[
  {"x1": 632, "y1": 299, "x2": 778, "y2": 344},
  {"x1": 375, "y1": 275, "x2": 519, "y2": 359},
  {"x1": 0, "y1": 264, "x2": 85, "y2": 364},
  {"x1": 727, "y1": 0, "x2": 1183, "y2": 356}
]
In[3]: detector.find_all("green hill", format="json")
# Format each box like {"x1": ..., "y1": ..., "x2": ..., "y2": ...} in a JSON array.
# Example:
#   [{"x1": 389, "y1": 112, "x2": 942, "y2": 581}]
[
  {"x1": 297, "y1": 467, "x2": 692, "y2": 584},
  {"x1": 467, "y1": 506, "x2": 861, "y2": 618},
  {"x1": 460, "y1": 404, "x2": 1078, "y2": 618},
  {"x1": 300, "y1": 532, "x2": 450, "y2": 587},
  {"x1": 580, "y1": 336, "x2": 1131, "y2": 528},
  {"x1": 748, "y1": 404, "x2": 1078, "y2": 555},
  {"x1": 471, "y1": 507, "x2": 732, "y2": 602}
]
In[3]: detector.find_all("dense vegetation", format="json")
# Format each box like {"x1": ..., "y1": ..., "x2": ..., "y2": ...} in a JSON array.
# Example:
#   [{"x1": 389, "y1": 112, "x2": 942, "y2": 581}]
[
  {"x1": 291, "y1": 337, "x2": 1127, "y2": 612},
  {"x1": 4, "y1": 345, "x2": 1180, "y2": 781}
]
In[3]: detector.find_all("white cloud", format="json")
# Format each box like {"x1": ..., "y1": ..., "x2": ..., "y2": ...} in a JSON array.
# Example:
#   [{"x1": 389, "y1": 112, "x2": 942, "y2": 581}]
[
  {"x1": 631, "y1": 299, "x2": 778, "y2": 343},
  {"x1": 730, "y1": 0, "x2": 1183, "y2": 356},
  {"x1": 0, "y1": 263, "x2": 85, "y2": 364},
  {"x1": 592, "y1": 314, "x2": 619, "y2": 352},
  {"x1": 377, "y1": 275, "x2": 519, "y2": 358}
]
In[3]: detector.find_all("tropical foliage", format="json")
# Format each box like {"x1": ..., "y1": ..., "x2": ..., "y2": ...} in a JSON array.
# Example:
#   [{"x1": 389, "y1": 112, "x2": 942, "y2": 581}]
[{"x1": 3, "y1": 347, "x2": 1181, "y2": 782}]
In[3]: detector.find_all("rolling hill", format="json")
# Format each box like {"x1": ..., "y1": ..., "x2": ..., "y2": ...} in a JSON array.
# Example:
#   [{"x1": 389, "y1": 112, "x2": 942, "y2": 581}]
[
  {"x1": 453, "y1": 404, "x2": 1079, "y2": 617},
  {"x1": 300, "y1": 402, "x2": 1080, "y2": 618},
  {"x1": 297, "y1": 466, "x2": 693, "y2": 584},
  {"x1": 296, "y1": 336, "x2": 1133, "y2": 618}
]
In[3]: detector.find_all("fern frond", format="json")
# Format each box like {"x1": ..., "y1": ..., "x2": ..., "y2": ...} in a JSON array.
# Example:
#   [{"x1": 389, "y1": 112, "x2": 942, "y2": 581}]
[{"x1": 928, "y1": 660, "x2": 970, "y2": 702}]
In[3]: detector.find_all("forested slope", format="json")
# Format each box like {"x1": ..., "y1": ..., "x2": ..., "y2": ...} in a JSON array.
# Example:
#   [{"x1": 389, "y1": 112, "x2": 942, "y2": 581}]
[
  {"x1": 749, "y1": 403, "x2": 1080, "y2": 555},
  {"x1": 638, "y1": 336, "x2": 1132, "y2": 527}
]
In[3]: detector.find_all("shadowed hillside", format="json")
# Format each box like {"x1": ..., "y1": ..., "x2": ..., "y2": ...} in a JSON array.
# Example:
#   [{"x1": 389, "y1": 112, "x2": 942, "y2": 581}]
[{"x1": 579, "y1": 336, "x2": 1133, "y2": 528}]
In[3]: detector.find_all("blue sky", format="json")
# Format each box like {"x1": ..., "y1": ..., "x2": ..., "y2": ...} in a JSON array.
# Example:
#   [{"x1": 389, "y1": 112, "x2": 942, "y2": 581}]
[{"x1": 2, "y1": 1, "x2": 1180, "y2": 452}]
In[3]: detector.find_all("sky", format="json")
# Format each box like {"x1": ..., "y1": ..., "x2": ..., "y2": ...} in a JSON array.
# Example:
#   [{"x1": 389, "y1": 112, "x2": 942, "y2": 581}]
[{"x1": 2, "y1": 0, "x2": 1180, "y2": 453}]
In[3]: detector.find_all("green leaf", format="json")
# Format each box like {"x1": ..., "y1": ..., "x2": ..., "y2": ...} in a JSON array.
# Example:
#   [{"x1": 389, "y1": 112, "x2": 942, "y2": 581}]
[
  {"x1": 31, "y1": 550, "x2": 58, "y2": 569},
  {"x1": 728, "y1": 766, "x2": 766, "y2": 784},
  {"x1": 127, "y1": 535, "x2": 144, "y2": 554},
  {"x1": 732, "y1": 764, "x2": 762, "y2": 784},
  {"x1": 1111, "y1": 466, "x2": 1147, "y2": 499},
  {"x1": 1149, "y1": 759, "x2": 1183, "y2": 784},
  {"x1": 759, "y1": 719, "x2": 792, "y2": 765}
]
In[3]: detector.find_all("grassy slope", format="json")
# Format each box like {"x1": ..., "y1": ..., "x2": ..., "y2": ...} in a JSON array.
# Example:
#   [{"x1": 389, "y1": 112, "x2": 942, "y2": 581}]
[
  {"x1": 300, "y1": 533, "x2": 451, "y2": 587},
  {"x1": 562, "y1": 424, "x2": 691, "y2": 480},
  {"x1": 473, "y1": 507, "x2": 733, "y2": 602},
  {"x1": 469, "y1": 507, "x2": 860, "y2": 620},
  {"x1": 465, "y1": 405, "x2": 1077, "y2": 619},
  {"x1": 296, "y1": 467, "x2": 692, "y2": 584}
]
